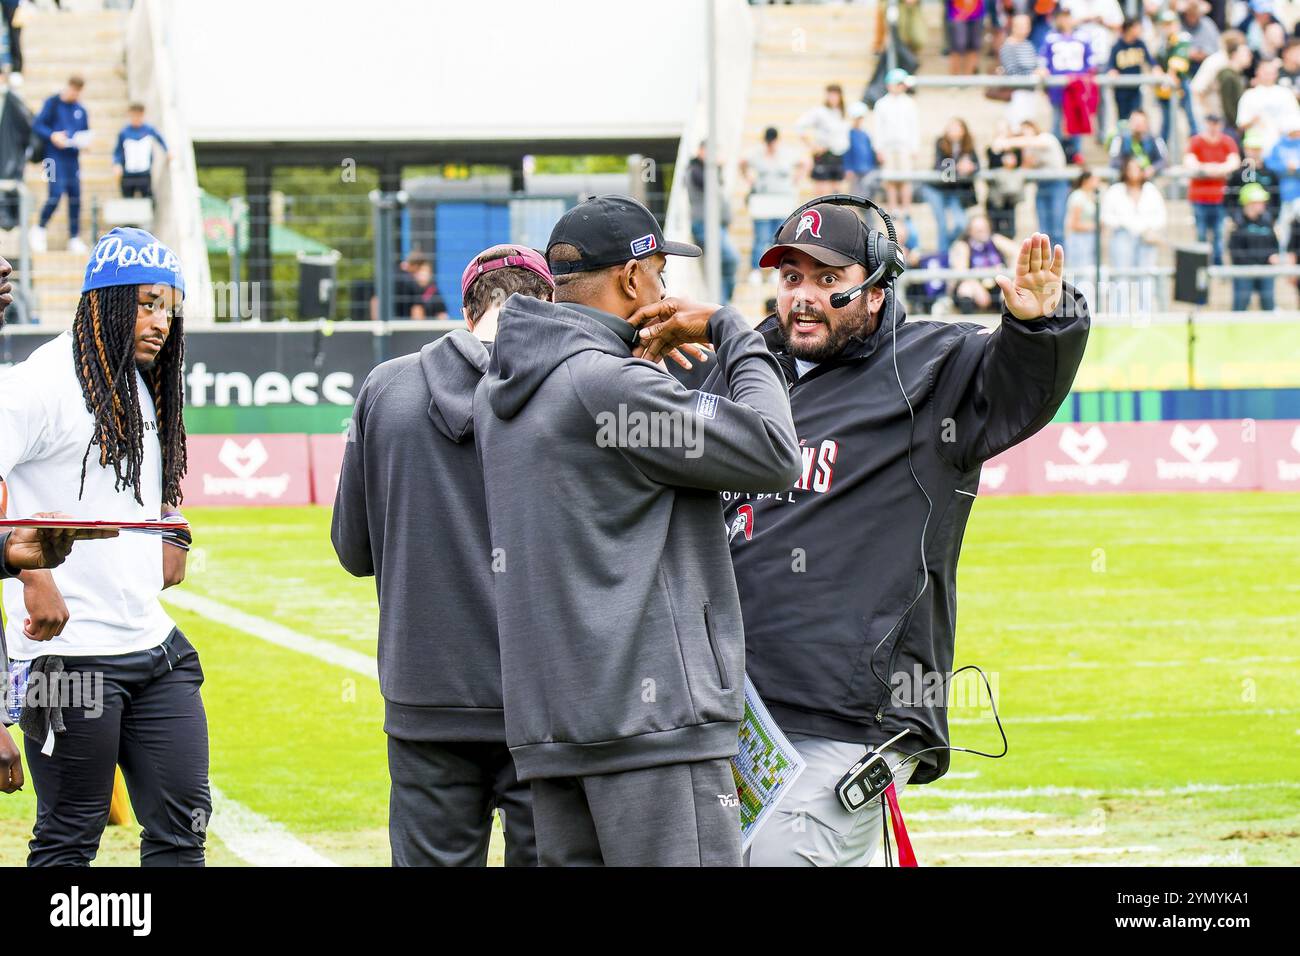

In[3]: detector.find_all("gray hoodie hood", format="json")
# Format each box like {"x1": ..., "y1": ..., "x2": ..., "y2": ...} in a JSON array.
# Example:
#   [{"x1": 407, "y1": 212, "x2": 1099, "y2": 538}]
[
  {"x1": 424, "y1": 328, "x2": 490, "y2": 442},
  {"x1": 485, "y1": 294, "x2": 630, "y2": 421}
]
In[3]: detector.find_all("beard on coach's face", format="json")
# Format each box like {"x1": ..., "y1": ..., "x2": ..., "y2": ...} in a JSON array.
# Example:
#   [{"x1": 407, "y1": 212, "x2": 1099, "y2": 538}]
[{"x1": 776, "y1": 291, "x2": 878, "y2": 363}]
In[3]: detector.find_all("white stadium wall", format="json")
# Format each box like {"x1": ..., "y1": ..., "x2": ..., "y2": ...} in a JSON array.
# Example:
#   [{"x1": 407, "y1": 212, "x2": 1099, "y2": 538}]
[{"x1": 164, "y1": 0, "x2": 715, "y2": 143}]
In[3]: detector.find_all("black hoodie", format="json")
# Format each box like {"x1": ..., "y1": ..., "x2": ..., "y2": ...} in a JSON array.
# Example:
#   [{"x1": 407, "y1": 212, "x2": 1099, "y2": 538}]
[
  {"x1": 331, "y1": 329, "x2": 505, "y2": 742},
  {"x1": 718, "y1": 286, "x2": 1091, "y2": 784}
]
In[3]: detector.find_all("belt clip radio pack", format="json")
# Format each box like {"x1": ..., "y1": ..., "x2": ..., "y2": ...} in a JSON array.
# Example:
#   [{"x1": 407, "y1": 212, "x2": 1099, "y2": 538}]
[{"x1": 835, "y1": 729, "x2": 910, "y2": 813}]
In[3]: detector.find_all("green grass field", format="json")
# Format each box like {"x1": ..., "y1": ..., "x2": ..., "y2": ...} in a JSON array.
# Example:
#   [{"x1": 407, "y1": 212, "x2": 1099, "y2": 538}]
[{"x1": 2, "y1": 492, "x2": 1298, "y2": 866}]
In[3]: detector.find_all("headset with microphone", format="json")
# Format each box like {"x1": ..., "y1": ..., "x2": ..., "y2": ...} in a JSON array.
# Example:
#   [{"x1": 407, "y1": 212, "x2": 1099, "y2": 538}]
[{"x1": 772, "y1": 193, "x2": 909, "y2": 308}]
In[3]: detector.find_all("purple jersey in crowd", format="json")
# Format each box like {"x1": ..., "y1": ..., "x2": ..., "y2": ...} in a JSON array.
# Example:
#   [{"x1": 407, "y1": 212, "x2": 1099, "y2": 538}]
[
  {"x1": 967, "y1": 238, "x2": 1004, "y2": 270},
  {"x1": 1038, "y1": 29, "x2": 1095, "y2": 104}
]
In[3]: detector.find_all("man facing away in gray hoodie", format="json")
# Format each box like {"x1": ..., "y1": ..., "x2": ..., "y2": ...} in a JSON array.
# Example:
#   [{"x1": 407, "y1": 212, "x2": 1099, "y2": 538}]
[
  {"x1": 331, "y1": 245, "x2": 556, "y2": 866},
  {"x1": 474, "y1": 196, "x2": 803, "y2": 866}
]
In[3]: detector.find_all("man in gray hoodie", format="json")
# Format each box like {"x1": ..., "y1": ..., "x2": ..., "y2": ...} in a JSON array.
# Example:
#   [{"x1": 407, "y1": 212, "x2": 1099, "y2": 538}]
[
  {"x1": 331, "y1": 244, "x2": 555, "y2": 866},
  {"x1": 474, "y1": 195, "x2": 803, "y2": 866}
]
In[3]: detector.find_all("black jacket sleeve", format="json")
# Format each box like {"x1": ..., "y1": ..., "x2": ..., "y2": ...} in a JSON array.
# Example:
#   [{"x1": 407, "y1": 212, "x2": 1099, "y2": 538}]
[
  {"x1": 330, "y1": 378, "x2": 374, "y2": 577},
  {"x1": 933, "y1": 282, "x2": 1091, "y2": 472}
]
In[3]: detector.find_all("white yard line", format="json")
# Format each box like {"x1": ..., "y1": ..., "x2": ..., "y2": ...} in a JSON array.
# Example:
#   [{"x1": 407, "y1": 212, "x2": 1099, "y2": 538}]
[
  {"x1": 162, "y1": 589, "x2": 378, "y2": 679},
  {"x1": 1005, "y1": 655, "x2": 1300, "y2": 672},
  {"x1": 929, "y1": 845, "x2": 1161, "y2": 861},
  {"x1": 160, "y1": 589, "x2": 373, "y2": 866},
  {"x1": 915, "y1": 823, "x2": 1108, "y2": 839},
  {"x1": 908, "y1": 806, "x2": 1054, "y2": 822},
  {"x1": 909, "y1": 781, "x2": 1300, "y2": 801},
  {"x1": 210, "y1": 785, "x2": 338, "y2": 867},
  {"x1": 950, "y1": 707, "x2": 1300, "y2": 726}
]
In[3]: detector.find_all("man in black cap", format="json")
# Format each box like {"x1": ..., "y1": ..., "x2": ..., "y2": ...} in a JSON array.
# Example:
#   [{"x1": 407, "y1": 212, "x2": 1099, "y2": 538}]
[
  {"x1": 713, "y1": 201, "x2": 1091, "y2": 866},
  {"x1": 474, "y1": 195, "x2": 801, "y2": 866}
]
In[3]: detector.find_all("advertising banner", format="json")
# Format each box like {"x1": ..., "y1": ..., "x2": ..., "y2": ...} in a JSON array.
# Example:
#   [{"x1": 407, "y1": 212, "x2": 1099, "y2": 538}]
[{"x1": 181, "y1": 434, "x2": 312, "y2": 506}]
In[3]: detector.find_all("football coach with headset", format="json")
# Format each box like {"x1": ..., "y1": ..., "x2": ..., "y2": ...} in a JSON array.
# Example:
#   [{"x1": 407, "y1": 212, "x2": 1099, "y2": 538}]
[{"x1": 719, "y1": 196, "x2": 1091, "y2": 866}]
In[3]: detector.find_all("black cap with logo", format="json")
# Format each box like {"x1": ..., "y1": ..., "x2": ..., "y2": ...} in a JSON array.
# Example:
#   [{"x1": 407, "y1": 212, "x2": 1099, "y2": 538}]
[
  {"x1": 758, "y1": 202, "x2": 872, "y2": 270},
  {"x1": 546, "y1": 195, "x2": 702, "y2": 275}
]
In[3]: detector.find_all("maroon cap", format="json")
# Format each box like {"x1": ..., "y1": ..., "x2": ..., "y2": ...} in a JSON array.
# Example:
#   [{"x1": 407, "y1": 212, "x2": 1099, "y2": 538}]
[
  {"x1": 758, "y1": 203, "x2": 871, "y2": 270},
  {"x1": 460, "y1": 245, "x2": 555, "y2": 298}
]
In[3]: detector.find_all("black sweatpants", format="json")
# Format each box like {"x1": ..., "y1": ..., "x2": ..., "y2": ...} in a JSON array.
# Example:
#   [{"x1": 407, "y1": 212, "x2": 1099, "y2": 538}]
[
  {"x1": 120, "y1": 173, "x2": 152, "y2": 198},
  {"x1": 529, "y1": 757, "x2": 743, "y2": 867},
  {"x1": 387, "y1": 736, "x2": 536, "y2": 867},
  {"x1": 24, "y1": 629, "x2": 211, "y2": 867}
]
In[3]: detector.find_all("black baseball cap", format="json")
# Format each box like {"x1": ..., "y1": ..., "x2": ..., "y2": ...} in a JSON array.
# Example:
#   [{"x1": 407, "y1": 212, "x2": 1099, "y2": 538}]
[
  {"x1": 758, "y1": 202, "x2": 871, "y2": 270},
  {"x1": 546, "y1": 195, "x2": 701, "y2": 275}
]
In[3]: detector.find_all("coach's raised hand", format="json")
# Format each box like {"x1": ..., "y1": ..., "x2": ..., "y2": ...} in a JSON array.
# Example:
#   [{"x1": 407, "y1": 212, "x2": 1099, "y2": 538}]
[
  {"x1": 995, "y1": 233, "x2": 1065, "y2": 321},
  {"x1": 629, "y1": 296, "x2": 723, "y2": 365}
]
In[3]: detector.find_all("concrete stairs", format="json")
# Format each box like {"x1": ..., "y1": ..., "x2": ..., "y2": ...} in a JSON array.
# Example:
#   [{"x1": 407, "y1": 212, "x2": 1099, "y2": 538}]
[{"x1": 2, "y1": 6, "x2": 133, "y2": 325}]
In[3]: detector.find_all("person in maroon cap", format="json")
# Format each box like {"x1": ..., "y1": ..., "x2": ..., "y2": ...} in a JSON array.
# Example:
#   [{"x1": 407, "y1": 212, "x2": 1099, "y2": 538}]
[{"x1": 332, "y1": 245, "x2": 554, "y2": 866}]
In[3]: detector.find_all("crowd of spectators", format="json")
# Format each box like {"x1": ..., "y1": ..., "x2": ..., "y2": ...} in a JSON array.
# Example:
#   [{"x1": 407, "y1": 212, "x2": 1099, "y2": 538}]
[{"x1": 723, "y1": 0, "x2": 1300, "y2": 313}]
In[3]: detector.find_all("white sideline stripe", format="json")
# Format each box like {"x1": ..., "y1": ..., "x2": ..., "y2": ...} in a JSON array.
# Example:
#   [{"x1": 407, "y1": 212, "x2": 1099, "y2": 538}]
[
  {"x1": 999, "y1": 616, "x2": 1299, "y2": 632},
  {"x1": 908, "y1": 806, "x2": 1053, "y2": 822},
  {"x1": 910, "y1": 781, "x2": 1300, "y2": 801},
  {"x1": 162, "y1": 589, "x2": 378, "y2": 679},
  {"x1": 915, "y1": 824, "x2": 1107, "y2": 839},
  {"x1": 930, "y1": 848, "x2": 1164, "y2": 863},
  {"x1": 950, "y1": 706, "x2": 1300, "y2": 726},
  {"x1": 1005, "y1": 655, "x2": 1300, "y2": 672},
  {"x1": 1071, "y1": 857, "x2": 1246, "y2": 868},
  {"x1": 210, "y1": 786, "x2": 338, "y2": 868},
  {"x1": 1149, "y1": 852, "x2": 1247, "y2": 867}
]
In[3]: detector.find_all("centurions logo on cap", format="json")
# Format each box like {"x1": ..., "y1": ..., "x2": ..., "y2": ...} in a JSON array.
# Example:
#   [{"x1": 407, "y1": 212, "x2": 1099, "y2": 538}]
[
  {"x1": 630, "y1": 233, "x2": 658, "y2": 256},
  {"x1": 794, "y1": 209, "x2": 823, "y2": 241}
]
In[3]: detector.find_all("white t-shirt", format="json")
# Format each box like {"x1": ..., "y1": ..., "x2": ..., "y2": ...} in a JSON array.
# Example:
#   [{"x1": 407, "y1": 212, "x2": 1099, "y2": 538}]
[
  {"x1": 796, "y1": 105, "x2": 851, "y2": 156},
  {"x1": 746, "y1": 144, "x2": 801, "y2": 220},
  {"x1": 1236, "y1": 85, "x2": 1300, "y2": 156},
  {"x1": 872, "y1": 94, "x2": 920, "y2": 154},
  {"x1": 0, "y1": 333, "x2": 174, "y2": 659},
  {"x1": 1100, "y1": 182, "x2": 1168, "y2": 236},
  {"x1": 122, "y1": 136, "x2": 154, "y2": 175}
]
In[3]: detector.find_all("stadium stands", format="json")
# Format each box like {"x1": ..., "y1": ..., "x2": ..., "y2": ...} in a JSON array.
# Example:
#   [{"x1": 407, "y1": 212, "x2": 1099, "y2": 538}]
[{"x1": 5, "y1": 5, "x2": 131, "y2": 323}]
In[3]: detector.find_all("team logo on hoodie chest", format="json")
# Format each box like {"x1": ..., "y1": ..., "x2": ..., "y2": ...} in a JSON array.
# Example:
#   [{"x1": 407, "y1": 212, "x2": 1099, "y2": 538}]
[
  {"x1": 720, "y1": 435, "x2": 839, "y2": 512},
  {"x1": 794, "y1": 437, "x2": 839, "y2": 493}
]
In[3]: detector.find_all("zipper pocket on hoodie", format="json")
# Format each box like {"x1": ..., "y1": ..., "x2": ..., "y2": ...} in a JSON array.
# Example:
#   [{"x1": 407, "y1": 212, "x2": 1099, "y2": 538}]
[
  {"x1": 870, "y1": 605, "x2": 915, "y2": 722},
  {"x1": 702, "y1": 602, "x2": 732, "y2": 690}
]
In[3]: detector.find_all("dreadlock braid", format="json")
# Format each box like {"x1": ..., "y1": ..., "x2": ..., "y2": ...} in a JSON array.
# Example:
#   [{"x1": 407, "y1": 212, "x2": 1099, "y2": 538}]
[{"x1": 71, "y1": 284, "x2": 188, "y2": 507}]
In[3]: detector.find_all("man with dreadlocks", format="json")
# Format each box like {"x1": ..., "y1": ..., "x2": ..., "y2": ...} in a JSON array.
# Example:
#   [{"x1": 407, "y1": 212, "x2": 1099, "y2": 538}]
[
  {"x1": 1, "y1": 251, "x2": 121, "y2": 798},
  {"x1": 0, "y1": 227, "x2": 208, "y2": 866}
]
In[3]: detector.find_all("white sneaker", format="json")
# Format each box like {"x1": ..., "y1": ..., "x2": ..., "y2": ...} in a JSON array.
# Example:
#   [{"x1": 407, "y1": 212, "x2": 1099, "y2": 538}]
[
  {"x1": 67, "y1": 237, "x2": 88, "y2": 254},
  {"x1": 28, "y1": 225, "x2": 47, "y2": 252},
  {"x1": 8, "y1": 72, "x2": 22, "y2": 88}
]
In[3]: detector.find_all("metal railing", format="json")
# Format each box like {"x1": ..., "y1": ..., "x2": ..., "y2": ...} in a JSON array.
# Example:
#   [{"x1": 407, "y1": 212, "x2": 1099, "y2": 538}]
[{"x1": 0, "y1": 179, "x2": 32, "y2": 294}]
